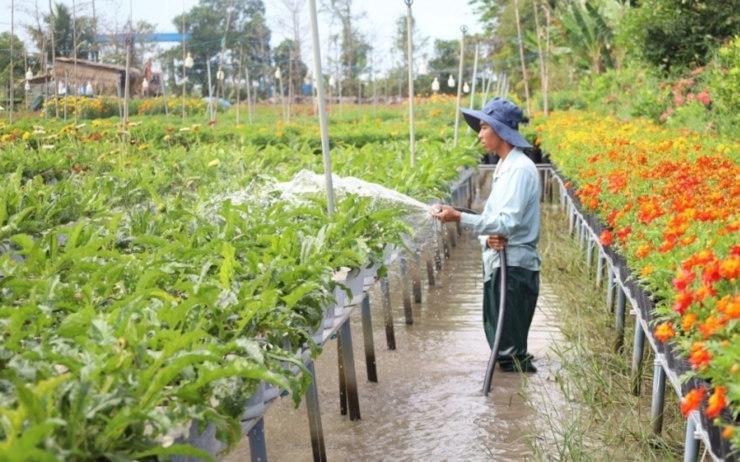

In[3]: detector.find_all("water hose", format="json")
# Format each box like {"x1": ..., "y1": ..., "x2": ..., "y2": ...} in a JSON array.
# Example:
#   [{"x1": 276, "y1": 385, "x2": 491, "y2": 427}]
[
  {"x1": 483, "y1": 248, "x2": 506, "y2": 396},
  {"x1": 448, "y1": 206, "x2": 507, "y2": 395},
  {"x1": 453, "y1": 207, "x2": 506, "y2": 396}
]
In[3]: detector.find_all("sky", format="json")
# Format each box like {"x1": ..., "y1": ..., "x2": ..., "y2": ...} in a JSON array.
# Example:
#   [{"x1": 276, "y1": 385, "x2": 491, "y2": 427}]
[{"x1": 0, "y1": 0, "x2": 483, "y2": 72}]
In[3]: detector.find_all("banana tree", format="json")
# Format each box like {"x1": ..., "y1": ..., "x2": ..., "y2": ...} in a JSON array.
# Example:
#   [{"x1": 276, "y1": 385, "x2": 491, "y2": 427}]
[{"x1": 558, "y1": 0, "x2": 615, "y2": 75}]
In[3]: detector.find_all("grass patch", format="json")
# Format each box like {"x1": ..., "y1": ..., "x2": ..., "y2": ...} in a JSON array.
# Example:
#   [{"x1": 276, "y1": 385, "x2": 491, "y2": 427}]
[{"x1": 527, "y1": 205, "x2": 686, "y2": 460}]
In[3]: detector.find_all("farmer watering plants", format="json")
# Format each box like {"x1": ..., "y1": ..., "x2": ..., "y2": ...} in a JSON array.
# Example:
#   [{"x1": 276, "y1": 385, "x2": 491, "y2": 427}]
[{"x1": 432, "y1": 97, "x2": 541, "y2": 374}]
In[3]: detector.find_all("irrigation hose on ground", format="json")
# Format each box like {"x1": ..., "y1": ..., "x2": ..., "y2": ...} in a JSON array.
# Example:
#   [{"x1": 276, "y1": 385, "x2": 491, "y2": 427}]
[{"x1": 448, "y1": 206, "x2": 506, "y2": 396}]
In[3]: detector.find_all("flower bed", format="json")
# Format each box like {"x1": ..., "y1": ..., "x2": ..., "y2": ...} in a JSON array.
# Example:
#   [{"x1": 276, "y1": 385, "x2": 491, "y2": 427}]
[{"x1": 534, "y1": 111, "x2": 739, "y2": 451}]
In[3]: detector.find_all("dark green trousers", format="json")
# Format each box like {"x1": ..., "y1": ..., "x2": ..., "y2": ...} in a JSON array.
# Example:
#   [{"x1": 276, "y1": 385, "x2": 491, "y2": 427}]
[{"x1": 483, "y1": 266, "x2": 540, "y2": 368}]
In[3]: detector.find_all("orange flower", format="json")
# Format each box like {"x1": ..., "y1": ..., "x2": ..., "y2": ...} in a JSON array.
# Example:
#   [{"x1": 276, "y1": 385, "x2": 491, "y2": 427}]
[
  {"x1": 680, "y1": 386, "x2": 705, "y2": 417},
  {"x1": 654, "y1": 322, "x2": 675, "y2": 343},
  {"x1": 694, "y1": 284, "x2": 716, "y2": 301},
  {"x1": 641, "y1": 265, "x2": 654, "y2": 277},
  {"x1": 705, "y1": 386, "x2": 726, "y2": 419},
  {"x1": 722, "y1": 426, "x2": 734, "y2": 439},
  {"x1": 659, "y1": 240, "x2": 675, "y2": 253},
  {"x1": 636, "y1": 244, "x2": 651, "y2": 258},
  {"x1": 689, "y1": 342, "x2": 712, "y2": 370},
  {"x1": 680, "y1": 235, "x2": 696, "y2": 246},
  {"x1": 698, "y1": 316, "x2": 725, "y2": 338},
  {"x1": 725, "y1": 295, "x2": 740, "y2": 319},
  {"x1": 600, "y1": 230, "x2": 613, "y2": 246},
  {"x1": 681, "y1": 312, "x2": 698, "y2": 331},
  {"x1": 719, "y1": 256, "x2": 739, "y2": 280}
]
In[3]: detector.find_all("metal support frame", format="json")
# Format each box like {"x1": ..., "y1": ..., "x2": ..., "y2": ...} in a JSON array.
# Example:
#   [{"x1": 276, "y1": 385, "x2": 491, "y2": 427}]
[
  {"x1": 614, "y1": 286, "x2": 626, "y2": 353},
  {"x1": 305, "y1": 360, "x2": 327, "y2": 461},
  {"x1": 606, "y1": 266, "x2": 615, "y2": 313},
  {"x1": 337, "y1": 320, "x2": 361, "y2": 420},
  {"x1": 380, "y1": 277, "x2": 396, "y2": 350},
  {"x1": 630, "y1": 316, "x2": 646, "y2": 396},
  {"x1": 448, "y1": 223, "x2": 457, "y2": 248},
  {"x1": 337, "y1": 340, "x2": 347, "y2": 416},
  {"x1": 248, "y1": 418, "x2": 267, "y2": 462},
  {"x1": 650, "y1": 360, "x2": 666, "y2": 435},
  {"x1": 586, "y1": 237, "x2": 594, "y2": 269},
  {"x1": 683, "y1": 415, "x2": 700, "y2": 462},
  {"x1": 426, "y1": 251, "x2": 436, "y2": 287},
  {"x1": 412, "y1": 249, "x2": 423, "y2": 303},
  {"x1": 399, "y1": 256, "x2": 414, "y2": 325},
  {"x1": 595, "y1": 251, "x2": 605, "y2": 287},
  {"x1": 360, "y1": 292, "x2": 378, "y2": 382},
  {"x1": 435, "y1": 224, "x2": 444, "y2": 270}
]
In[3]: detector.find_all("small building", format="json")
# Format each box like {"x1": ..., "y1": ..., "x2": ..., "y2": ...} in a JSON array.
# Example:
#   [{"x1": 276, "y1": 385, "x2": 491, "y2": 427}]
[{"x1": 26, "y1": 57, "x2": 161, "y2": 99}]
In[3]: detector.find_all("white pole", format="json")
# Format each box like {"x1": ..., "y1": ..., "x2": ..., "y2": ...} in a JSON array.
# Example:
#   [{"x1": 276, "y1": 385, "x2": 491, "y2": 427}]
[
  {"x1": 309, "y1": 0, "x2": 336, "y2": 217},
  {"x1": 469, "y1": 42, "x2": 479, "y2": 110},
  {"x1": 405, "y1": 0, "x2": 415, "y2": 167},
  {"x1": 10, "y1": 0, "x2": 14, "y2": 123},
  {"x1": 453, "y1": 25, "x2": 467, "y2": 147},
  {"x1": 466, "y1": 41, "x2": 479, "y2": 133},
  {"x1": 245, "y1": 66, "x2": 253, "y2": 124},
  {"x1": 206, "y1": 59, "x2": 214, "y2": 122},
  {"x1": 481, "y1": 70, "x2": 492, "y2": 108},
  {"x1": 123, "y1": 0, "x2": 132, "y2": 126}
]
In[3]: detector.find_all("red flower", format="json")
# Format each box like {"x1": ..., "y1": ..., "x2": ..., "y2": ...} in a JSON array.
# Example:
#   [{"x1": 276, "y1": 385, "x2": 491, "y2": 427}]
[
  {"x1": 697, "y1": 90, "x2": 711, "y2": 106},
  {"x1": 689, "y1": 342, "x2": 712, "y2": 370},
  {"x1": 600, "y1": 230, "x2": 613, "y2": 246},
  {"x1": 673, "y1": 270, "x2": 696, "y2": 291},
  {"x1": 681, "y1": 386, "x2": 705, "y2": 417},
  {"x1": 673, "y1": 291, "x2": 694, "y2": 315}
]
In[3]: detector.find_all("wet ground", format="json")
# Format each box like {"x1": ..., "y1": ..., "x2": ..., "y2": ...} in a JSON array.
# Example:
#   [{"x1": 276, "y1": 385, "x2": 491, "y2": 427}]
[{"x1": 226, "y1": 216, "x2": 567, "y2": 461}]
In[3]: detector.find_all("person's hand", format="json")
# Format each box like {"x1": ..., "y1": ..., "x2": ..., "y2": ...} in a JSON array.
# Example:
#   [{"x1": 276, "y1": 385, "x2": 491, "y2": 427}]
[
  {"x1": 487, "y1": 234, "x2": 507, "y2": 251},
  {"x1": 429, "y1": 205, "x2": 461, "y2": 223}
]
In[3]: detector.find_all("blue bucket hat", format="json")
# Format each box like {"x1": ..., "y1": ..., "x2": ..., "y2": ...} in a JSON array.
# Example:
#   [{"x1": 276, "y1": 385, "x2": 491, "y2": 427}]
[{"x1": 460, "y1": 97, "x2": 532, "y2": 148}]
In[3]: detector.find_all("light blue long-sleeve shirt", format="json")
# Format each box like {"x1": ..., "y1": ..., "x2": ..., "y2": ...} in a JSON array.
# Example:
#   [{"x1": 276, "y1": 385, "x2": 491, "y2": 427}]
[{"x1": 460, "y1": 148, "x2": 541, "y2": 282}]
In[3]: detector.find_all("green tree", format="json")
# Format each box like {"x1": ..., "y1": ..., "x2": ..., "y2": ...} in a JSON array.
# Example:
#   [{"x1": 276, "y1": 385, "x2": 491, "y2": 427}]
[
  {"x1": 622, "y1": 0, "x2": 740, "y2": 72},
  {"x1": 26, "y1": 3, "x2": 96, "y2": 61},
  {"x1": 273, "y1": 39, "x2": 307, "y2": 97},
  {"x1": 393, "y1": 12, "x2": 429, "y2": 73},
  {"x1": 558, "y1": 0, "x2": 615, "y2": 74},
  {"x1": 172, "y1": 0, "x2": 271, "y2": 96},
  {"x1": 99, "y1": 20, "x2": 157, "y2": 68},
  {"x1": 0, "y1": 33, "x2": 28, "y2": 108}
]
